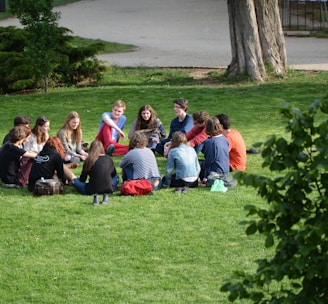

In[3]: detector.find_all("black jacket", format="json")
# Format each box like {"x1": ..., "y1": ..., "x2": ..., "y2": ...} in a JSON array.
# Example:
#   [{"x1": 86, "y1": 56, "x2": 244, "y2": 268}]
[{"x1": 28, "y1": 145, "x2": 66, "y2": 192}]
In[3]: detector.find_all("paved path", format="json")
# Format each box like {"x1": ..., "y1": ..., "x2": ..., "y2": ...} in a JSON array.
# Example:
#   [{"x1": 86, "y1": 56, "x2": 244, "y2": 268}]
[{"x1": 1, "y1": 0, "x2": 327, "y2": 70}]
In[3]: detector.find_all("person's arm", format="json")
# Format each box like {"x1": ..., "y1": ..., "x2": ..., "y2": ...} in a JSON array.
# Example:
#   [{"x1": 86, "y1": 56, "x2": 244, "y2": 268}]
[
  {"x1": 156, "y1": 118, "x2": 167, "y2": 138},
  {"x1": 58, "y1": 129, "x2": 75, "y2": 156},
  {"x1": 119, "y1": 153, "x2": 130, "y2": 168},
  {"x1": 181, "y1": 114, "x2": 194, "y2": 134},
  {"x1": 187, "y1": 128, "x2": 208, "y2": 148},
  {"x1": 22, "y1": 151, "x2": 37, "y2": 158},
  {"x1": 102, "y1": 113, "x2": 125, "y2": 139},
  {"x1": 128, "y1": 119, "x2": 137, "y2": 140}
]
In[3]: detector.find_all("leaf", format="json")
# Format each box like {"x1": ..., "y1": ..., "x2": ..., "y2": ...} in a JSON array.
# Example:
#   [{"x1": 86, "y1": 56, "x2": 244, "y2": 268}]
[
  {"x1": 246, "y1": 222, "x2": 257, "y2": 235},
  {"x1": 265, "y1": 234, "x2": 274, "y2": 247}
]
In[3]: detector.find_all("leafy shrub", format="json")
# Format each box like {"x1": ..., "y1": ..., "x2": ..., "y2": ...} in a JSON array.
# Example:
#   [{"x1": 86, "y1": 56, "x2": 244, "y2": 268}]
[{"x1": 221, "y1": 98, "x2": 328, "y2": 303}]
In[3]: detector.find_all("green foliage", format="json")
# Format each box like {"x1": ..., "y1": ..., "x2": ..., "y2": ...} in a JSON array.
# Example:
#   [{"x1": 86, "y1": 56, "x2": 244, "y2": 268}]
[
  {"x1": 6, "y1": 0, "x2": 105, "y2": 93},
  {"x1": 221, "y1": 98, "x2": 328, "y2": 303}
]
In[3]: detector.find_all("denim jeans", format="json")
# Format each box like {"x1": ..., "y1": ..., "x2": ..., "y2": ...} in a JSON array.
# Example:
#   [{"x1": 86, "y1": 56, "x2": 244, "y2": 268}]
[{"x1": 72, "y1": 175, "x2": 119, "y2": 195}]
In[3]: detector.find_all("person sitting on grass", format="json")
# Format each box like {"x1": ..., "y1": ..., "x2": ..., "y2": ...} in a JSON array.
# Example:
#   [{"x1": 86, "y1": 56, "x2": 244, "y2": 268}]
[
  {"x1": 2, "y1": 115, "x2": 31, "y2": 146},
  {"x1": 162, "y1": 131, "x2": 200, "y2": 194},
  {"x1": 72, "y1": 140, "x2": 119, "y2": 206},
  {"x1": 96, "y1": 99, "x2": 129, "y2": 156},
  {"x1": 154, "y1": 98, "x2": 193, "y2": 156},
  {"x1": 28, "y1": 137, "x2": 76, "y2": 193},
  {"x1": 128, "y1": 104, "x2": 166, "y2": 151},
  {"x1": 119, "y1": 132, "x2": 161, "y2": 190},
  {"x1": 199, "y1": 116, "x2": 236, "y2": 188},
  {"x1": 216, "y1": 113, "x2": 247, "y2": 171},
  {"x1": 0, "y1": 126, "x2": 37, "y2": 188},
  {"x1": 57, "y1": 111, "x2": 89, "y2": 164}
]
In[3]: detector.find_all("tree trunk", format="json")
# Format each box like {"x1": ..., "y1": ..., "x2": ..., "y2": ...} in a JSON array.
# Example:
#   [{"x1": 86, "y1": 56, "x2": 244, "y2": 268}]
[{"x1": 227, "y1": 0, "x2": 287, "y2": 81}]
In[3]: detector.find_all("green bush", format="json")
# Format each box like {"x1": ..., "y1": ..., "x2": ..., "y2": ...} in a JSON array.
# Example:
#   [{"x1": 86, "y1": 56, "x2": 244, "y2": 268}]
[{"x1": 221, "y1": 98, "x2": 328, "y2": 303}]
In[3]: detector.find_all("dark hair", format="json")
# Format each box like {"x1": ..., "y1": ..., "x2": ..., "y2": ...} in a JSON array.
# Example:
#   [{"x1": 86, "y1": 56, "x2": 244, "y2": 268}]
[
  {"x1": 13, "y1": 116, "x2": 30, "y2": 126},
  {"x1": 205, "y1": 117, "x2": 223, "y2": 137},
  {"x1": 135, "y1": 104, "x2": 157, "y2": 130},
  {"x1": 9, "y1": 126, "x2": 31, "y2": 143},
  {"x1": 170, "y1": 131, "x2": 187, "y2": 149},
  {"x1": 192, "y1": 110, "x2": 209, "y2": 124},
  {"x1": 128, "y1": 132, "x2": 148, "y2": 150},
  {"x1": 174, "y1": 98, "x2": 189, "y2": 112},
  {"x1": 215, "y1": 114, "x2": 230, "y2": 130},
  {"x1": 32, "y1": 116, "x2": 50, "y2": 144}
]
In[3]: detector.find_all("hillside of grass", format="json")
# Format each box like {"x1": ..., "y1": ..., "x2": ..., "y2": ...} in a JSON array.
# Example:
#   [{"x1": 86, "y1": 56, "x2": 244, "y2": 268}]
[{"x1": 0, "y1": 68, "x2": 327, "y2": 303}]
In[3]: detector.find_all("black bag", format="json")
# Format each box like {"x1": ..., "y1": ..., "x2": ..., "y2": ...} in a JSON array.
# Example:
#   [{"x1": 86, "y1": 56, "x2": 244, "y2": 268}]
[{"x1": 34, "y1": 179, "x2": 64, "y2": 195}]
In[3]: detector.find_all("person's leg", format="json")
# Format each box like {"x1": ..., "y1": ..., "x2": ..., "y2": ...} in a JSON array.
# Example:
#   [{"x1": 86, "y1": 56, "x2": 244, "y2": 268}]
[
  {"x1": 122, "y1": 164, "x2": 134, "y2": 181},
  {"x1": 71, "y1": 178, "x2": 87, "y2": 194},
  {"x1": 102, "y1": 194, "x2": 109, "y2": 204},
  {"x1": 112, "y1": 143, "x2": 129, "y2": 156},
  {"x1": 112, "y1": 175, "x2": 119, "y2": 190},
  {"x1": 187, "y1": 178, "x2": 199, "y2": 188},
  {"x1": 96, "y1": 124, "x2": 114, "y2": 150},
  {"x1": 155, "y1": 142, "x2": 164, "y2": 155},
  {"x1": 18, "y1": 157, "x2": 33, "y2": 187},
  {"x1": 149, "y1": 177, "x2": 162, "y2": 191},
  {"x1": 63, "y1": 165, "x2": 77, "y2": 183}
]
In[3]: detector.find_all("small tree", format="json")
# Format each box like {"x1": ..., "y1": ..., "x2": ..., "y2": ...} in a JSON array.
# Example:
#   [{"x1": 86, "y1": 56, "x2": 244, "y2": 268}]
[
  {"x1": 9, "y1": 0, "x2": 71, "y2": 92},
  {"x1": 221, "y1": 98, "x2": 328, "y2": 303}
]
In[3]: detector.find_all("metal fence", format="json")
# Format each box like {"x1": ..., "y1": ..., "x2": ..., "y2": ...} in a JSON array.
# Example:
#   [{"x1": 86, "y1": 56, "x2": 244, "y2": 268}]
[{"x1": 279, "y1": 0, "x2": 328, "y2": 30}]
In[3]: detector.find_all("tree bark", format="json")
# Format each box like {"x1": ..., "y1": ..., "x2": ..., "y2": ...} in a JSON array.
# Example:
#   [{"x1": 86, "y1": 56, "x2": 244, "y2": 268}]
[{"x1": 227, "y1": 0, "x2": 287, "y2": 81}]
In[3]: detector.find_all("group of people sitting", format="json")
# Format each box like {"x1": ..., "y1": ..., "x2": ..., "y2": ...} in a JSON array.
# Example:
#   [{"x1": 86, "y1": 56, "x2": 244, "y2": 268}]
[{"x1": 0, "y1": 97, "x2": 247, "y2": 204}]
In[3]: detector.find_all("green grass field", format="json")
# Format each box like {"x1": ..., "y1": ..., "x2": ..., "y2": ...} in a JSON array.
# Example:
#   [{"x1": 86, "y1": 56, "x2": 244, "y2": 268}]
[{"x1": 1, "y1": 68, "x2": 327, "y2": 303}]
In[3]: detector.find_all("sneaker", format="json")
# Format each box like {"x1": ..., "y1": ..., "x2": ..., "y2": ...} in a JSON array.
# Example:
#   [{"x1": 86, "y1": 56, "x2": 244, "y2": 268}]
[
  {"x1": 246, "y1": 147, "x2": 261, "y2": 154},
  {"x1": 174, "y1": 187, "x2": 183, "y2": 193},
  {"x1": 102, "y1": 200, "x2": 109, "y2": 205},
  {"x1": 181, "y1": 186, "x2": 189, "y2": 194},
  {"x1": 106, "y1": 144, "x2": 115, "y2": 156},
  {"x1": 2, "y1": 183, "x2": 21, "y2": 188}
]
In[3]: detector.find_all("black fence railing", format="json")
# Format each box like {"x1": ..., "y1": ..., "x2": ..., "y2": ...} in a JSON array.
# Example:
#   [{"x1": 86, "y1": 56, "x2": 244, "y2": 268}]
[{"x1": 279, "y1": 0, "x2": 328, "y2": 30}]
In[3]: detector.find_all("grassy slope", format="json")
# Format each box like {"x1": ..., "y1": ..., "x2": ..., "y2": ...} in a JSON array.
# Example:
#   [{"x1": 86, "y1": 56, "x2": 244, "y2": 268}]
[{"x1": 0, "y1": 69, "x2": 328, "y2": 303}]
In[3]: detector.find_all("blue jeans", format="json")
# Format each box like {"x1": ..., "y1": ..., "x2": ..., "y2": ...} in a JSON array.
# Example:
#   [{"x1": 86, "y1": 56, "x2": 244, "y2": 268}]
[
  {"x1": 72, "y1": 175, "x2": 119, "y2": 195},
  {"x1": 122, "y1": 165, "x2": 161, "y2": 190}
]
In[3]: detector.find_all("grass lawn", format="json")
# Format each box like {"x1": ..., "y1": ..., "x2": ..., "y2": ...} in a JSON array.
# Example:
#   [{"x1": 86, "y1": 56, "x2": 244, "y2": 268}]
[{"x1": 1, "y1": 68, "x2": 328, "y2": 303}]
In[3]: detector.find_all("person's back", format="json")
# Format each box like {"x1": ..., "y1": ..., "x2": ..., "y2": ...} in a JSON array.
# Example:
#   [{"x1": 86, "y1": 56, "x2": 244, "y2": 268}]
[
  {"x1": 168, "y1": 144, "x2": 199, "y2": 180},
  {"x1": 120, "y1": 147, "x2": 160, "y2": 180},
  {"x1": 216, "y1": 113, "x2": 246, "y2": 171},
  {"x1": 28, "y1": 140, "x2": 66, "y2": 192},
  {"x1": 83, "y1": 155, "x2": 115, "y2": 195},
  {"x1": 226, "y1": 129, "x2": 246, "y2": 171},
  {"x1": 0, "y1": 126, "x2": 36, "y2": 187}
]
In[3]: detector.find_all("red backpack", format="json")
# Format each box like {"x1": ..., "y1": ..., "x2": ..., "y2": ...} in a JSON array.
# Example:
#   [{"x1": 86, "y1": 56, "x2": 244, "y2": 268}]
[{"x1": 120, "y1": 179, "x2": 153, "y2": 196}]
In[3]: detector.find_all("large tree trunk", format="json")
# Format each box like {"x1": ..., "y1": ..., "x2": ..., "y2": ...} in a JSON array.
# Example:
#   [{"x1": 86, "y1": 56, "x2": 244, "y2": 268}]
[{"x1": 227, "y1": 0, "x2": 287, "y2": 81}]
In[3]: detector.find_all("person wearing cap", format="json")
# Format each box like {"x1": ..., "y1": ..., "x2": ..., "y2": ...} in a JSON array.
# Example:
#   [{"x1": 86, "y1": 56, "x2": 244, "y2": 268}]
[
  {"x1": 154, "y1": 98, "x2": 193, "y2": 156},
  {"x1": 2, "y1": 115, "x2": 31, "y2": 146}
]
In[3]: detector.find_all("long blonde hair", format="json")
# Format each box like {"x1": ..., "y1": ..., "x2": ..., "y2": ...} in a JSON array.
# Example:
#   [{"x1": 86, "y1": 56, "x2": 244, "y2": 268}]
[
  {"x1": 82, "y1": 140, "x2": 105, "y2": 172},
  {"x1": 58, "y1": 111, "x2": 82, "y2": 143}
]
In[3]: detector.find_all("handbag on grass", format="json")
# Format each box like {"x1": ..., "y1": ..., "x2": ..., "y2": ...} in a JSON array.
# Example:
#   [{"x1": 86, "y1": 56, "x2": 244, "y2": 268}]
[
  {"x1": 120, "y1": 179, "x2": 153, "y2": 196},
  {"x1": 34, "y1": 178, "x2": 64, "y2": 195}
]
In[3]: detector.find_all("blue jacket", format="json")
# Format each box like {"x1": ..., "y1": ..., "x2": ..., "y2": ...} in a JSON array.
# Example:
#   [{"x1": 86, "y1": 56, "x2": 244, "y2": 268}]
[
  {"x1": 201, "y1": 135, "x2": 229, "y2": 178},
  {"x1": 165, "y1": 144, "x2": 200, "y2": 186}
]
